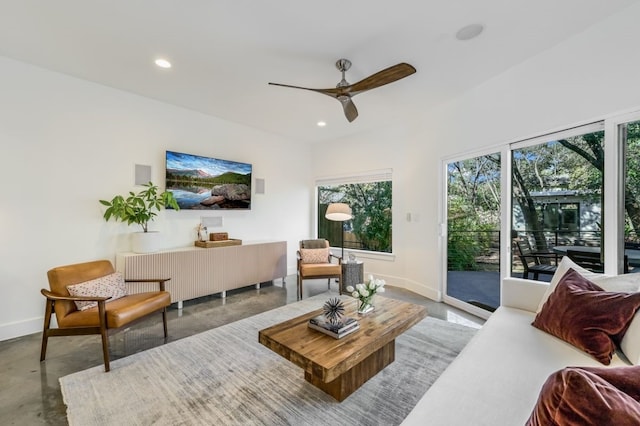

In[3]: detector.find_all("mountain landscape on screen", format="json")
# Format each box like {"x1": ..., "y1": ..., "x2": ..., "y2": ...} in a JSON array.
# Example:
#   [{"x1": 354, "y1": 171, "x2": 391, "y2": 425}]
[{"x1": 165, "y1": 150, "x2": 252, "y2": 210}]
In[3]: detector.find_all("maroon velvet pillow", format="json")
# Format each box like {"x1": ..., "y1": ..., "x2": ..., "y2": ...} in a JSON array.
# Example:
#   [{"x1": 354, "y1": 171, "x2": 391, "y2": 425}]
[
  {"x1": 526, "y1": 366, "x2": 640, "y2": 426},
  {"x1": 532, "y1": 268, "x2": 640, "y2": 365}
]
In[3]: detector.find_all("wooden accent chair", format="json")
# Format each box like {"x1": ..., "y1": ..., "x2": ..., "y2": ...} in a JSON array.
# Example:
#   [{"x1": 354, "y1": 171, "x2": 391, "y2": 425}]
[
  {"x1": 296, "y1": 239, "x2": 342, "y2": 300},
  {"x1": 40, "y1": 259, "x2": 171, "y2": 372},
  {"x1": 515, "y1": 239, "x2": 558, "y2": 280}
]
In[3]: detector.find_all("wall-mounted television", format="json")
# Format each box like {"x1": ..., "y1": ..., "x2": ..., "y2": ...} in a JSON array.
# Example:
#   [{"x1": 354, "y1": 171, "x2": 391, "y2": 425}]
[{"x1": 165, "y1": 150, "x2": 252, "y2": 210}]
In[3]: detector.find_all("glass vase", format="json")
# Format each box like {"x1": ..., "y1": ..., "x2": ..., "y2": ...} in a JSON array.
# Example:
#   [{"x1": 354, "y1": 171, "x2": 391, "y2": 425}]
[{"x1": 357, "y1": 298, "x2": 374, "y2": 314}]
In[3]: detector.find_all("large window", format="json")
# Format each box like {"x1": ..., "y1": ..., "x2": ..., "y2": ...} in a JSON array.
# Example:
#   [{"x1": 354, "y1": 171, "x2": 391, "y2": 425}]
[{"x1": 317, "y1": 173, "x2": 392, "y2": 254}]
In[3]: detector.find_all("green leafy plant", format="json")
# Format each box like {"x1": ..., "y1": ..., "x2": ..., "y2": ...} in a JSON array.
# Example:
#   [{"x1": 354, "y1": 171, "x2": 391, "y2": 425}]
[{"x1": 99, "y1": 182, "x2": 180, "y2": 232}]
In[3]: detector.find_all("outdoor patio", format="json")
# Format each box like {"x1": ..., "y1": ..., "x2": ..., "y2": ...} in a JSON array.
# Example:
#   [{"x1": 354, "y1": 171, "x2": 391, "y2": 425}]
[{"x1": 446, "y1": 270, "x2": 551, "y2": 311}]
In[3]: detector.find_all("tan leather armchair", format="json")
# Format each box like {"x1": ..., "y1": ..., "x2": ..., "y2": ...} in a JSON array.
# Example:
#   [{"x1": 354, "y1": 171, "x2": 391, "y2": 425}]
[
  {"x1": 40, "y1": 259, "x2": 171, "y2": 372},
  {"x1": 296, "y1": 239, "x2": 342, "y2": 300}
]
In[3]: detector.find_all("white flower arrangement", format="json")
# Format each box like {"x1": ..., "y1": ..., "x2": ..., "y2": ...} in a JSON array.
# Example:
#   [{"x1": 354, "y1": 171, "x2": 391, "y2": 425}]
[{"x1": 346, "y1": 275, "x2": 385, "y2": 313}]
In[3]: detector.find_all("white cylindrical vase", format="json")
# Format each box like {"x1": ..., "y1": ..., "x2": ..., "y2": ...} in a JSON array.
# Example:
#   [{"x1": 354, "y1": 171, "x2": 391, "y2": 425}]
[{"x1": 131, "y1": 231, "x2": 162, "y2": 253}]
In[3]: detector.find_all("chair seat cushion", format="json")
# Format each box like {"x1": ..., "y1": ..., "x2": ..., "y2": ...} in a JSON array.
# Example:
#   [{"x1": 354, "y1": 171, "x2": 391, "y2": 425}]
[
  {"x1": 300, "y1": 263, "x2": 341, "y2": 278},
  {"x1": 59, "y1": 291, "x2": 171, "y2": 329}
]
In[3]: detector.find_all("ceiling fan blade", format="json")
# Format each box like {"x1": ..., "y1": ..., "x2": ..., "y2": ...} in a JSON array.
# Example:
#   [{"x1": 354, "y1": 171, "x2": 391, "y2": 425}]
[
  {"x1": 269, "y1": 81, "x2": 357, "y2": 121},
  {"x1": 340, "y1": 97, "x2": 358, "y2": 122},
  {"x1": 268, "y1": 82, "x2": 342, "y2": 97},
  {"x1": 347, "y1": 63, "x2": 416, "y2": 95}
]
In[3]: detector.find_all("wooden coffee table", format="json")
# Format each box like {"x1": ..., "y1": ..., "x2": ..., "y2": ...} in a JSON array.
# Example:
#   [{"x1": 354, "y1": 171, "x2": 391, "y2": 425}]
[{"x1": 258, "y1": 296, "x2": 428, "y2": 401}]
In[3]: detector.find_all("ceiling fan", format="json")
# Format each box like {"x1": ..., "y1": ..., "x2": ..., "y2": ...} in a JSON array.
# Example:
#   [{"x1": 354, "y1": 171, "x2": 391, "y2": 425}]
[{"x1": 268, "y1": 59, "x2": 416, "y2": 123}]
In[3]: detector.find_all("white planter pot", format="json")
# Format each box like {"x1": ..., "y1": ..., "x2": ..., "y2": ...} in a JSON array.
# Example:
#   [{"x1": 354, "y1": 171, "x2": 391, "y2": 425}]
[{"x1": 131, "y1": 231, "x2": 162, "y2": 253}]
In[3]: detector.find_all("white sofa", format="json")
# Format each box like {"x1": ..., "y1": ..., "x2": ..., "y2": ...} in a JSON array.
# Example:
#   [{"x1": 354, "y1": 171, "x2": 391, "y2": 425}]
[{"x1": 402, "y1": 275, "x2": 635, "y2": 426}]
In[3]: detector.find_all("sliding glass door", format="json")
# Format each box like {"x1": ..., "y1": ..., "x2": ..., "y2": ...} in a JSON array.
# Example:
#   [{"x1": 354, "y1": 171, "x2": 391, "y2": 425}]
[
  {"x1": 440, "y1": 112, "x2": 640, "y2": 318},
  {"x1": 445, "y1": 153, "x2": 501, "y2": 312},
  {"x1": 510, "y1": 125, "x2": 605, "y2": 279}
]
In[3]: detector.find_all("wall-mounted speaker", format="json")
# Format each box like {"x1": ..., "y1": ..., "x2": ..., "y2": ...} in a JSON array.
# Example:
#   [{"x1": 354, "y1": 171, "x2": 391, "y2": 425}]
[
  {"x1": 255, "y1": 178, "x2": 265, "y2": 194},
  {"x1": 134, "y1": 164, "x2": 152, "y2": 185}
]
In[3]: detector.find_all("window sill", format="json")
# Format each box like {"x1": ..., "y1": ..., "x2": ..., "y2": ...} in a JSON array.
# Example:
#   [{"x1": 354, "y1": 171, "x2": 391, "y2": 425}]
[{"x1": 330, "y1": 248, "x2": 396, "y2": 262}]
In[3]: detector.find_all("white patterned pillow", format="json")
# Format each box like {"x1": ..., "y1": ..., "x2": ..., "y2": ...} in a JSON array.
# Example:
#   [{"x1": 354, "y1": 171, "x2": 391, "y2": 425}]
[
  {"x1": 67, "y1": 272, "x2": 127, "y2": 311},
  {"x1": 300, "y1": 248, "x2": 329, "y2": 264}
]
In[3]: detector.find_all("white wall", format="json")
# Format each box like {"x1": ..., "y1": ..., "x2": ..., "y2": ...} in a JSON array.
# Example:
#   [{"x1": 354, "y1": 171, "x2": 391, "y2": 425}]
[
  {"x1": 312, "y1": 3, "x2": 640, "y2": 300},
  {"x1": 0, "y1": 56, "x2": 312, "y2": 340}
]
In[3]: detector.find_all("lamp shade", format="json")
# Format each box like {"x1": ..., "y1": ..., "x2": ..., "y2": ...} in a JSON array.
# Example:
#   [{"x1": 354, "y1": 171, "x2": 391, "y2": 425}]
[{"x1": 325, "y1": 203, "x2": 352, "y2": 221}]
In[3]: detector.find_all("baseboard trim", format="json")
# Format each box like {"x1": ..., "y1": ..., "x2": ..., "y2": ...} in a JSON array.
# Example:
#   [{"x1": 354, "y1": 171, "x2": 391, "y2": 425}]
[
  {"x1": 0, "y1": 316, "x2": 43, "y2": 342},
  {"x1": 402, "y1": 278, "x2": 442, "y2": 302},
  {"x1": 367, "y1": 272, "x2": 441, "y2": 302}
]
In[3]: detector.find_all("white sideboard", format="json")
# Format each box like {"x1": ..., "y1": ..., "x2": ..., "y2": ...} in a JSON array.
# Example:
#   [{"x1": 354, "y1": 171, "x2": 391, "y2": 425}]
[{"x1": 116, "y1": 240, "x2": 287, "y2": 306}]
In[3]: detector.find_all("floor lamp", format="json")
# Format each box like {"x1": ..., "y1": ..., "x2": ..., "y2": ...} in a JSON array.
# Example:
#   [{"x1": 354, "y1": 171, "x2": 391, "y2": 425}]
[{"x1": 325, "y1": 203, "x2": 353, "y2": 260}]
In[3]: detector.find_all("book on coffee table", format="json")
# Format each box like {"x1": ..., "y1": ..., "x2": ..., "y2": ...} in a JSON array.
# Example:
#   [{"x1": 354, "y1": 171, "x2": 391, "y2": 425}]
[{"x1": 308, "y1": 316, "x2": 359, "y2": 339}]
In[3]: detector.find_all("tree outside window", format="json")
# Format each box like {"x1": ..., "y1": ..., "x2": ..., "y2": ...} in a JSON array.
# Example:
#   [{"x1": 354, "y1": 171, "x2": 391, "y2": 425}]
[{"x1": 317, "y1": 181, "x2": 392, "y2": 253}]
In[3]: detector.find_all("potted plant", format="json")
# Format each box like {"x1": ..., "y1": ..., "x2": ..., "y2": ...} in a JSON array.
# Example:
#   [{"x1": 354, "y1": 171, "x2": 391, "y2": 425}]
[{"x1": 99, "y1": 182, "x2": 180, "y2": 253}]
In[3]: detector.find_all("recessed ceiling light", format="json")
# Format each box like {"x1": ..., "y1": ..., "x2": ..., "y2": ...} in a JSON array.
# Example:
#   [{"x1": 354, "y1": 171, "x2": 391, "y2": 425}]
[
  {"x1": 317, "y1": 121, "x2": 327, "y2": 127},
  {"x1": 155, "y1": 58, "x2": 172, "y2": 69},
  {"x1": 456, "y1": 24, "x2": 484, "y2": 41}
]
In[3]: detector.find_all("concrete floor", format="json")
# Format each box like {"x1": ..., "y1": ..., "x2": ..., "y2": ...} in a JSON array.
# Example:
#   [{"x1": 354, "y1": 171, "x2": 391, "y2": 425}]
[{"x1": 0, "y1": 275, "x2": 483, "y2": 426}]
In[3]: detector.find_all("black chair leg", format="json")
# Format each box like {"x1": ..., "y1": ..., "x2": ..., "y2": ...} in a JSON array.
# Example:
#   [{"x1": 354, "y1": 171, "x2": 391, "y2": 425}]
[
  {"x1": 40, "y1": 300, "x2": 53, "y2": 362},
  {"x1": 97, "y1": 302, "x2": 110, "y2": 372},
  {"x1": 100, "y1": 330, "x2": 110, "y2": 372},
  {"x1": 162, "y1": 308, "x2": 168, "y2": 340}
]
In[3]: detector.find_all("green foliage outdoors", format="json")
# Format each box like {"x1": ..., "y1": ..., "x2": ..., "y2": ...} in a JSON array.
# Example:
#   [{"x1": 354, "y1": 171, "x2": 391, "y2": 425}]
[
  {"x1": 448, "y1": 200, "x2": 497, "y2": 270},
  {"x1": 510, "y1": 131, "x2": 605, "y2": 250},
  {"x1": 318, "y1": 181, "x2": 392, "y2": 253},
  {"x1": 447, "y1": 155, "x2": 501, "y2": 271},
  {"x1": 448, "y1": 123, "x2": 640, "y2": 272},
  {"x1": 510, "y1": 129, "x2": 640, "y2": 248},
  {"x1": 624, "y1": 122, "x2": 640, "y2": 240},
  {"x1": 99, "y1": 182, "x2": 180, "y2": 232}
]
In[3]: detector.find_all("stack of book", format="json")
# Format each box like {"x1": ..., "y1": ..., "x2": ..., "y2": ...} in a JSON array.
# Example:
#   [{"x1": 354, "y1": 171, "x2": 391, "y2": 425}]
[{"x1": 308, "y1": 315, "x2": 359, "y2": 339}]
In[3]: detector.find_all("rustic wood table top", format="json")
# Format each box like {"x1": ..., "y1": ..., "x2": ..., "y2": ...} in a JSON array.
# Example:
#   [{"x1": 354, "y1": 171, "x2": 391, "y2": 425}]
[{"x1": 258, "y1": 296, "x2": 428, "y2": 383}]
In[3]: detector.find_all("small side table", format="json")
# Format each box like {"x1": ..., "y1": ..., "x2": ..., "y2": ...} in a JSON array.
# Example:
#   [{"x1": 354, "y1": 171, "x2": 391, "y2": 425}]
[{"x1": 341, "y1": 261, "x2": 364, "y2": 294}]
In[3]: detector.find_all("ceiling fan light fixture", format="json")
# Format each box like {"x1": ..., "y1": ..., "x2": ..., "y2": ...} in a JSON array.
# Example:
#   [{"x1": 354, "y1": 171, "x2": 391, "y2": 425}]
[{"x1": 456, "y1": 24, "x2": 484, "y2": 41}]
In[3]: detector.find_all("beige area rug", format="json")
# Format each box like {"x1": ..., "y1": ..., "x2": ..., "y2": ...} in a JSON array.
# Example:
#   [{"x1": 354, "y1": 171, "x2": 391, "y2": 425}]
[{"x1": 60, "y1": 295, "x2": 477, "y2": 426}]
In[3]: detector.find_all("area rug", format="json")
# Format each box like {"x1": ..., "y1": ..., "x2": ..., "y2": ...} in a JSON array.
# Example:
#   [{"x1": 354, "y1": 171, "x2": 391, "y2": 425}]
[{"x1": 60, "y1": 295, "x2": 477, "y2": 426}]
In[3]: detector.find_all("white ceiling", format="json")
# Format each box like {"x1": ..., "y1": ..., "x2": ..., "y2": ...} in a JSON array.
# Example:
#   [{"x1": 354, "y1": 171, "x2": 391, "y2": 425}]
[{"x1": 0, "y1": 0, "x2": 637, "y2": 143}]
